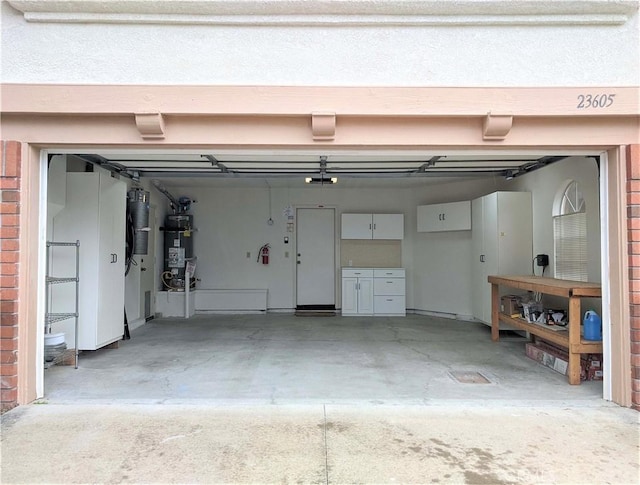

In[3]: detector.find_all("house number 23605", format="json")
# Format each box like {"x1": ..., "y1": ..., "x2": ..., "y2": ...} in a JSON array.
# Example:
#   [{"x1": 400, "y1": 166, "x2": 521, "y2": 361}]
[{"x1": 577, "y1": 94, "x2": 616, "y2": 109}]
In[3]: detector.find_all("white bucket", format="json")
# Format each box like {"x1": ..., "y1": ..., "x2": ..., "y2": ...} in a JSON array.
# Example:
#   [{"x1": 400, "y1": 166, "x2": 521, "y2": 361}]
[{"x1": 44, "y1": 333, "x2": 65, "y2": 346}]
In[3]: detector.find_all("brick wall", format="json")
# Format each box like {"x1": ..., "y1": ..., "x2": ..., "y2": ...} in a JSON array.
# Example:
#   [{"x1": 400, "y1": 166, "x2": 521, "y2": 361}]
[
  {"x1": 628, "y1": 144, "x2": 640, "y2": 411},
  {"x1": 1, "y1": 140, "x2": 21, "y2": 412}
]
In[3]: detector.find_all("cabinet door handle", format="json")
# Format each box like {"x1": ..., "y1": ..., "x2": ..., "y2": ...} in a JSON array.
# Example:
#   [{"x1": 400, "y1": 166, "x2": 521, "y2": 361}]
[
  {"x1": 442, "y1": 213, "x2": 445, "y2": 221},
  {"x1": 369, "y1": 223, "x2": 372, "y2": 230}
]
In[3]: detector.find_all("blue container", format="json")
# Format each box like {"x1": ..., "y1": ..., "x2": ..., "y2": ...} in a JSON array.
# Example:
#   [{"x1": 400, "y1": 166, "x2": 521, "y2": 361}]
[{"x1": 583, "y1": 310, "x2": 602, "y2": 341}]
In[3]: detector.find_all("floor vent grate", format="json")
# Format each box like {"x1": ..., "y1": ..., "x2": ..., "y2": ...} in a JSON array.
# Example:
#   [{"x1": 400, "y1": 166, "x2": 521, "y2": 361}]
[{"x1": 449, "y1": 371, "x2": 491, "y2": 384}]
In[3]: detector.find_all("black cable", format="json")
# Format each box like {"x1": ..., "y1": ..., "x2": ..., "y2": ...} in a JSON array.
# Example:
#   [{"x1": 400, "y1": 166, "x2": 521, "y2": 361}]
[{"x1": 124, "y1": 206, "x2": 135, "y2": 276}]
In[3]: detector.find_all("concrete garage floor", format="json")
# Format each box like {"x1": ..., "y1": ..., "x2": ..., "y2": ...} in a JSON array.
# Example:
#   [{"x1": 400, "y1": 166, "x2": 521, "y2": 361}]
[
  {"x1": 43, "y1": 314, "x2": 603, "y2": 404},
  {"x1": 3, "y1": 314, "x2": 639, "y2": 484}
]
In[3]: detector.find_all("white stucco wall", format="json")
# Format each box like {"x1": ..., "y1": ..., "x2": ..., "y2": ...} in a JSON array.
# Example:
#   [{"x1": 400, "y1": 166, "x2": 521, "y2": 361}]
[{"x1": 2, "y1": 1, "x2": 638, "y2": 86}]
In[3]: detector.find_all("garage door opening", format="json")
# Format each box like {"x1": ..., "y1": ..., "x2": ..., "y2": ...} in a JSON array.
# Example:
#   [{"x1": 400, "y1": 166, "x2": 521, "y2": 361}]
[{"x1": 39, "y1": 149, "x2": 608, "y2": 404}]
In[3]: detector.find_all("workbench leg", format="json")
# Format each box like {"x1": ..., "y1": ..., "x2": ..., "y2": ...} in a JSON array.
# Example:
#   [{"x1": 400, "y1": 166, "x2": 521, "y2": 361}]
[
  {"x1": 567, "y1": 296, "x2": 581, "y2": 385},
  {"x1": 491, "y1": 282, "x2": 500, "y2": 342}
]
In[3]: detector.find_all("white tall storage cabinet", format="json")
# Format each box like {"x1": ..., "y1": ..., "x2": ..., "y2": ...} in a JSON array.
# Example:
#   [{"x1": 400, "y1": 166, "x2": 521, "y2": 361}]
[
  {"x1": 53, "y1": 171, "x2": 126, "y2": 350},
  {"x1": 471, "y1": 192, "x2": 533, "y2": 324}
]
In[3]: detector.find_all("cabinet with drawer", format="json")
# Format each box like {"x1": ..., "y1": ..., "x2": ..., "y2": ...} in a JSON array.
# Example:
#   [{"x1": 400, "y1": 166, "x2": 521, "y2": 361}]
[
  {"x1": 373, "y1": 268, "x2": 406, "y2": 316},
  {"x1": 341, "y1": 268, "x2": 374, "y2": 316},
  {"x1": 342, "y1": 268, "x2": 406, "y2": 316}
]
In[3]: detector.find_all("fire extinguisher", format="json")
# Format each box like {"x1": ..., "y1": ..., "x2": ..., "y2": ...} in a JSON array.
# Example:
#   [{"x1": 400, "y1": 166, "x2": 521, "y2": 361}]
[{"x1": 258, "y1": 244, "x2": 270, "y2": 264}]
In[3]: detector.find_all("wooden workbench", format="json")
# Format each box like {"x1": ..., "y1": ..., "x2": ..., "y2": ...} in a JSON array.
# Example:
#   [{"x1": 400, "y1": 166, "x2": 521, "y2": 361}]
[{"x1": 488, "y1": 275, "x2": 603, "y2": 385}]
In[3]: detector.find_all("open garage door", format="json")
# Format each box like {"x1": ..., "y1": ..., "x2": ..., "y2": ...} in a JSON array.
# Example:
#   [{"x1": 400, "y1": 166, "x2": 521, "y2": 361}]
[{"x1": 37, "y1": 148, "x2": 613, "y2": 407}]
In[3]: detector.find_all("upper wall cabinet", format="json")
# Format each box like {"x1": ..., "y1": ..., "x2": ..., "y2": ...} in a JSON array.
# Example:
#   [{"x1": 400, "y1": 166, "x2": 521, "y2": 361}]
[
  {"x1": 341, "y1": 213, "x2": 404, "y2": 240},
  {"x1": 417, "y1": 201, "x2": 471, "y2": 232}
]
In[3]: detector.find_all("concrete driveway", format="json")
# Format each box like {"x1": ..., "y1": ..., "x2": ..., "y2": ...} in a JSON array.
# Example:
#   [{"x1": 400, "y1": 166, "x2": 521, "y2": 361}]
[{"x1": 2, "y1": 401, "x2": 638, "y2": 484}]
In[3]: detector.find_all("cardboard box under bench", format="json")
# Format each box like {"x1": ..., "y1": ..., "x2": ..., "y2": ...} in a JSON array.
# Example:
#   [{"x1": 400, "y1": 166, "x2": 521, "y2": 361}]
[
  {"x1": 500, "y1": 295, "x2": 523, "y2": 317},
  {"x1": 525, "y1": 340, "x2": 603, "y2": 381}
]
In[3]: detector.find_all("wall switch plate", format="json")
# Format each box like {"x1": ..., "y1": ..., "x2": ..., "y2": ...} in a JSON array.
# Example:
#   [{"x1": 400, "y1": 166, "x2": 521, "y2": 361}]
[
  {"x1": 284, "y1": 236, "x2": 289, "y2": 244},
  {"x1": 246, "y1": 251, "x2": 251, "y2": 258},
  {"x1": 285, "y1": 251, "x2": 289, "y2": 258}
]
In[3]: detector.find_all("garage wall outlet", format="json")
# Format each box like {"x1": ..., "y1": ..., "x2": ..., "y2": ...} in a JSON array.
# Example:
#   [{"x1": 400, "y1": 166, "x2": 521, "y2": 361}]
[{"x1": 536, "y1": 254, "x2": 549, "y2": 267}]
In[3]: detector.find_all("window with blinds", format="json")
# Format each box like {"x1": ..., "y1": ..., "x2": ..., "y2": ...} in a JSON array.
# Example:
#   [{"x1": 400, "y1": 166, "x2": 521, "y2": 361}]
[
  {"x1": 553, "y1": 181, "x2": 587, "y2": 281},
  {"x1": 554, "y1": 212, "x2": 588, "y2": 281}
]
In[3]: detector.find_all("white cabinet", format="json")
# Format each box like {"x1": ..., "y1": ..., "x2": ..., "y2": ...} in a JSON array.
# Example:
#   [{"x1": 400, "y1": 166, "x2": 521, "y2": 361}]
[
  {"x1": 341, "y1": 214, "x2": 373, "y2": 239},
  {"x1": 341, "y1": 213, "x2": 404, "y2": 240},
  {"x1": 341, "y1": 268, "x2": 374, "y2": 315},
  {"x1": 372, "y1": 214, "x2": 404, "y2": 239},
  {"x1": 471, "y1": 192, "x2": 532, "y2": 325},
  {"x1": 342, "y1": 268, "x2": 406, "y2": 316},
  {"x1": 417, "y1": 201, "x2": 471, "y2": 232},
  {"x1": 373, "y1": 268, "x2": 406, "y2": 316},
  {"x1": 53, "y1": 171, "x2": 126, "y2": 350}
]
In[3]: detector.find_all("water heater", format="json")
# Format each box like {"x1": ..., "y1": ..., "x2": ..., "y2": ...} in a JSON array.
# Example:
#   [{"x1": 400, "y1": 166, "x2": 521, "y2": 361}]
[
  {"x1": 127, "y1": 188, "x2": 150, "y2": 255},
  {"x1": 162, "y1": 214, "x2": 194, "y2": 291}
]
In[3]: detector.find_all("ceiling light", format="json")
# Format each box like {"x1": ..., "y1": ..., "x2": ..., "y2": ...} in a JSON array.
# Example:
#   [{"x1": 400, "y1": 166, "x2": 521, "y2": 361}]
[{"x1": 305, "y1": 177, "x2": 337, "y2": 185}]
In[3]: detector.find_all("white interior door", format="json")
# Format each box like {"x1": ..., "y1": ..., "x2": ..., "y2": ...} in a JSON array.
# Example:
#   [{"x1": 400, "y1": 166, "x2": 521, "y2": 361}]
[{"x1": 296, "y1": 208, "x2": 335, "y2": 307}]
